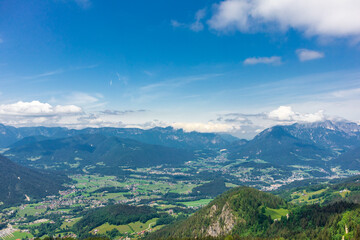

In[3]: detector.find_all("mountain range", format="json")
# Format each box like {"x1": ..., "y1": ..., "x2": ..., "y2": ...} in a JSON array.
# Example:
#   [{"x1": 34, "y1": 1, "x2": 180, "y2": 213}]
[
  {"x1": 228, "y1": 126, "x2": 334, "y2": 167},
  {"x1": 0, "y1": 124, "x2": 236, "y2": 149},
  {"x1": 1, "y1": 120, "x2": 360, "y2": 175},
  {"x1": 284, "y1": 120, "x2": 360, "y2": 151},
  {"x1": 4, "y1": 134, "x2": 194, "y2": 174},
  {"x1": 228, "y1": 121, "x2": 360, "y2": 170}
]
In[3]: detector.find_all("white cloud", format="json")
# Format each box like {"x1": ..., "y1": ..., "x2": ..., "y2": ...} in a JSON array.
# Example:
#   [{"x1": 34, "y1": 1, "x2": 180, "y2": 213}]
[
  {"x1": 243, "y1": 56, "x2": 282, "y2": 65},
  {"x1": 0, "y1": 101, "x2": 82, "y2": 116},
  {"x1": 208, "y1": 0, "x2": 252, "y2": 31},
  {"x1": 0, "y1": 100, "x2": 126, "y2": 129},
  {"x1": 208, "y1": 0, "x2": 360, "y2": 38},
  {"x1": 172, "y1": 122, "x2": 236, "y2": 133},
  {"x1": 268, "y1": 106, "x2": 325, "y2": 122},
  {"x1": 54, "y1": 105, "x2": 82, "y2": 114},
  {"x1": 190, "y1": 9, "x2": 206, "y2": 32},
  {"x1": 213, "y1": 106, "x2": 329, "y2": 138},
  {"x1": 296, "y1": 49, "x2": 324, "y2": 62}
]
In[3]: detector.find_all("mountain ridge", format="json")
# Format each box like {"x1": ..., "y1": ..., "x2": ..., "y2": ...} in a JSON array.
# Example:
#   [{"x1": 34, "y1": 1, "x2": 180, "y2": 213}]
[
  {"x1": 0, "y1": 154, "x2": 69, "y2": 206},
  {"x1": 228, "y1": 125, "x2": 334, "y2": 167},
  {"x1": 2, "y1": 120, "x2": 360, "y2": 172},
  {"x1": 0, "y1": 124, "x2": 237, "y2": 149},
  {"x1": 4, "y1": 134, "x2": 195, "y2": 173}
]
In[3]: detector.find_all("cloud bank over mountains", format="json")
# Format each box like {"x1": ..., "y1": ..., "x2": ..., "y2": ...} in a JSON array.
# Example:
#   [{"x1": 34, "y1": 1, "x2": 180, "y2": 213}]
[
  {"x1": 268, "y1": 106, "x2": 324, "y2": 122},
  {"x1": 210, "y1": 106, "x2": 329, "y2": 138},
  {"x1": 0, "y1": 99, "x2": 334, "y2": 138}
]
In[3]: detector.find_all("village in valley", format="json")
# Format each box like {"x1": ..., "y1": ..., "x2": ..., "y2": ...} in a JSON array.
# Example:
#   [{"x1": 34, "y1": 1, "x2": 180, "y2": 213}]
[{"x1": 1, "y1": 149, "x2": 358, "y2": 240}]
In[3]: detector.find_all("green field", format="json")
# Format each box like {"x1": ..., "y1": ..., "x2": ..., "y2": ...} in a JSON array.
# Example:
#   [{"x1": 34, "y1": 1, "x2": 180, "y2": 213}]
[
  {"x1": 22, "y1": 221, "x2": 50, "y2": 228},
  {"x1": 60, "y1": 217, "x2": 82, "y2": 229},
  {"x1": 338, "y1": 189, "x2": 351, "y2": 198},
  {"x1": 128, "y1": 219, "x2": 158, "y2": 232},
  {"x1": 3, "y1": 231, "x2": 33, "y2": 240},
  {"x1": 95, "y1": 218, "x2": 158, "y2": 234},
  {"x1": 156, "y1": 203, "x2": 179, "y2": 210},
  {"x1": 71, "y1": 175, "x2": 201, "y2": 198},
  {"x1": 265, "y1": 208, "x2": 289, "y2": 220},
  {"x1": 181, "y1": 199, "x2": 213, "y2": 207},
  {"x1": 2, "y1": 173, "x2": 222, "y2": 239},
  {"x1": 290, "y1": 188, "x2": 327, "y2": 204},
  {"x1": 71, "y1": 175, "x2": 122, "y2": 193},
  {"x1": 169, "y1": 183, "x2": 198, "y2": 194},
  {"x1": 17, "y1": 206, "x2": 46, "y2": 217},
  {"x1": 95, "y1": 222, "x2": 132, "y2": 234}
]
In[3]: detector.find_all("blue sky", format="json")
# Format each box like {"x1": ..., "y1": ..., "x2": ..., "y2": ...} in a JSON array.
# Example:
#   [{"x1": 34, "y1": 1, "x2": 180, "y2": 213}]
[{"x1": 1, "y1": 0, "x2": 360, "y2": 138}]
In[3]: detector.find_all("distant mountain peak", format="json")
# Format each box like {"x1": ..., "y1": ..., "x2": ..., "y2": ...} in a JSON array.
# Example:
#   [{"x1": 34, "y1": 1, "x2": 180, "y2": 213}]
[
  {"x1": 293, "y1": 120, "x2": 360, "y2": 134},
  {"x1": 256, "y1": 125, "x2": 294, "y2": 140},
  {"x1": 150, "y1": 126, "x2": 175, "y2": 131}
]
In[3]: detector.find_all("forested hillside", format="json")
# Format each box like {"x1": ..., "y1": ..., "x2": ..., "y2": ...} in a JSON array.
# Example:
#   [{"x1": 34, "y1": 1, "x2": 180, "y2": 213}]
[
  {"x1": 73, "y1": 204, "x2": 160, "y2": 237},
  {"x1": 0, "y1": 155, "x2": 69, "y2": 206},
  {"x1": 147, "y1": 183, "x2": 360, "y2": 240}
]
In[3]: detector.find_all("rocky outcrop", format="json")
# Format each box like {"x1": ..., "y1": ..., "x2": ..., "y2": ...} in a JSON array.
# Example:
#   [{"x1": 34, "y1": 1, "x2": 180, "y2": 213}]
[{"x1": 206, "y1": 203, "x2": 236, "y2": 237}]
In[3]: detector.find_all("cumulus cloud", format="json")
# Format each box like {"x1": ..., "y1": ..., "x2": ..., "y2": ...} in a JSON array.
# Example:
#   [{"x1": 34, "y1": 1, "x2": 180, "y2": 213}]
[
  {"x1": 243, "y1": 56, "x2": 282, "y2": 65},
  {"x1": 208, "y1": 0, "x2": 360, "y2": 38},
  {"x1": 0, "y1": 101, "x2": 82, "y2": 116},
  {"x1": 268, "y1": 106, "x2": 325, "y2": 122},
  {"x1": 208, "y1": 0, "x2": 252, "y2": 31},
  {"x1": 296, "y1": 49, "x2": 324, "y2": 62},
  {"x1": 0, "y1": 101, "x2": 146, "y2": 129},
  {"x1": 213, "y1": 106, "x2": 329, "y2": 138},
  {"x1": 0, "y1": 101, "x2": 84, "y2": 128}
]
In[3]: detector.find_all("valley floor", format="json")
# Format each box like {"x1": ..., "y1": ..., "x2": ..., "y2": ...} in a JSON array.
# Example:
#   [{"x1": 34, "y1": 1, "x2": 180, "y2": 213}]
[{"x1": 1, "y1": 151, "x2": 359, "y2": 240}]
